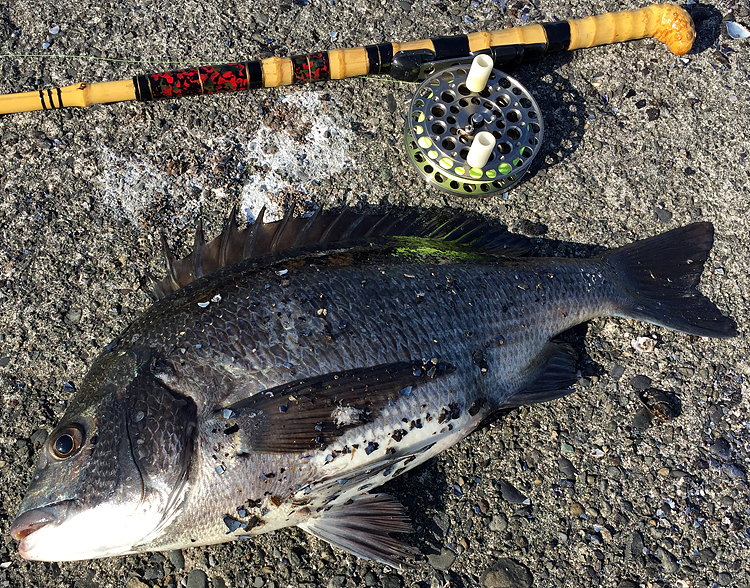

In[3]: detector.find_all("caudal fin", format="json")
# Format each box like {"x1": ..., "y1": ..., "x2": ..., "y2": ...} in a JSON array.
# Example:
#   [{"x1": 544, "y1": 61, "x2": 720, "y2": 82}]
[{"x1": 603, "y1": 222, "x2": 737, "y2": 338}]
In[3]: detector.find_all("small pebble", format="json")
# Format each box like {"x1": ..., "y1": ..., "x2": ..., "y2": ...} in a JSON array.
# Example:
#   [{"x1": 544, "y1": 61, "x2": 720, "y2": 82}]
[
  {"x1": 30, "y1": 429, "x2": 48, "y2": 447},
  {"x1": 629, "y1": 375, "x2": 652, "y2": 391},
  {"x1": 514, "y1": 219, "x2": 547, "y2": 237},
  {"x1": 720, "y1": 495, "x2": 734, "y2": 508},
  {"x1": 558, "y1": 457, "x2": 576, "y2": 479},
  {"x1": 609, "y1": 364, "x2": 625, "y2": 381},
  {"x1": 489, "y1": 513, "x2": 508, "y2": 532},
  {"x1": 607, "y1": 466, "x2": 622, "y2": 479},
  {"x1": 186, "y1": 569, "x2": 208, "y2": 588},
  {"x1": 656, "y1": 546, "x2": 679, "y2": 574},
  {"x1": 427, "y1": 547, "x2": 456, "y2": 571},
  {"x1": 717, "y1": 572, "x2": 733, "y2": 586},
  {"x1": 497, "y1": 479, "x2": 528, "y2": 504},
  {"x1": 632, "y1": 407, "x2": 654, "y2": 430},
  {"x1": 143, "y1": 566, "x2": 164, "y2": 580},
  {"x1": 386, "y1": 93, "x2": 397, "y2": 113},
  {"x1": 655, "y1": 208, "x2": 673, "y2": 223},
  {"x1": 721, "y1": 463, "x2": 746, "y2": 479},
  {"x1": 709, "y1": 438, "x2": 731, "y2": 461},
  {"x1": 480, "y1": 558, "x2": 532, "y2": 588},
  {"x1": 166, "y1": 550, "x2": 185, "y2": 570},
  {"x1": 570, "y1": 502, "x2": 585, "y2": 516},
  {"x1": 629, "y1": 531, "x2": 644, "y2": 558}
]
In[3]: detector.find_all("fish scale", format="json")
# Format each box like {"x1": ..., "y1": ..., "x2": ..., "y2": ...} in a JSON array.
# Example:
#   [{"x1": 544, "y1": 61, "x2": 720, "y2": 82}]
[{"x1": 10, "y1": 211, "x2": 736, "y2": 567}]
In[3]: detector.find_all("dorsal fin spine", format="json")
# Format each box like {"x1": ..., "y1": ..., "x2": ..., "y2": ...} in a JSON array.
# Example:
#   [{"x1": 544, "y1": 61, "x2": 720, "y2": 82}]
[
  {"x1": 338, "y1": 213, "x2": 366, "y2": 241},
  {"x1": 161, "y1": 234, "x2": 180, "y2": 292},
  {"x1": 270, "y1": 208, "x2": 294, "y2": 253},
  {"x1": 318, "y1": 211, "x2": 347, "y2": 243},
  {"x1": 191, "y1": 219, "x2": 205, "y2": 282},
  {"x1": 243, "y1": 205, "x2": 266, "y2": 258},
  {"x1": 294, "y1": 208, "x2": 322, "y2": 247},
  {"x1": 219, "y1": 206, "x2": 239, "y2": 267}
]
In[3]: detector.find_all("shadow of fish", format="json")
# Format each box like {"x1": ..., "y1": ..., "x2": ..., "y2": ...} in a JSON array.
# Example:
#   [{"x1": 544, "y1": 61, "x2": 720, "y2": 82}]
[{"x1": 10, "y1": 209, "x2": 736, "y2": 567}]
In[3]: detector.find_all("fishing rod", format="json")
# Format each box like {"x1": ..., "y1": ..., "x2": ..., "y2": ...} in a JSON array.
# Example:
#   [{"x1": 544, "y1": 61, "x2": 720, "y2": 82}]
[{"x1": 0, "y1": 3, "x2": 693, "y2": 116}]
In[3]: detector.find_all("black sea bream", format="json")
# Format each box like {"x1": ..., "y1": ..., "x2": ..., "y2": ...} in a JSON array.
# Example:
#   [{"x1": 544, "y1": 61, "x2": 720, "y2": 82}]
[{"x1": 10, "y1": 210, "x2": 736, "y2": 566}]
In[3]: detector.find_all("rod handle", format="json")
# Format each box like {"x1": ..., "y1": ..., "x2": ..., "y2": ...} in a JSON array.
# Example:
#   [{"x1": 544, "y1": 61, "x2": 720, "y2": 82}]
[{"x1": 567, "y1": 4, "x2": 695, "y2": 56}]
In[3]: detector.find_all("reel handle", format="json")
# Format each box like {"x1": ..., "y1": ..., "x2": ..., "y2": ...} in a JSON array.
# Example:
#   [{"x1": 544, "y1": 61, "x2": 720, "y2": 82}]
[{"x1": 566, "y1": 4, "x2": 695, "y2": 56}]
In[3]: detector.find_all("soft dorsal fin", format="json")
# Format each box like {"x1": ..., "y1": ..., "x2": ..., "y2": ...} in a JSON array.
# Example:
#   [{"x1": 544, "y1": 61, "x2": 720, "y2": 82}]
[{"x1": 149, "y1": 207, "x2": 531, "y2": 300}]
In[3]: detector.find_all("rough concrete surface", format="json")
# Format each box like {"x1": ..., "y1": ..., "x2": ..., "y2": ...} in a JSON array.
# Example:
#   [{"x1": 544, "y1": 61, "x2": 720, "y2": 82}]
[{"x1": 0, "y1": 0, "x2": 748, "y2": 587}]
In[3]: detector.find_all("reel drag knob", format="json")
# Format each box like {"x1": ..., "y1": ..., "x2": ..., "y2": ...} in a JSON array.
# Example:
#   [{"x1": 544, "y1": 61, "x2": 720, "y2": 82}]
[{"x1": 404, "y1": 57, "x2": 544, "y2": 197}]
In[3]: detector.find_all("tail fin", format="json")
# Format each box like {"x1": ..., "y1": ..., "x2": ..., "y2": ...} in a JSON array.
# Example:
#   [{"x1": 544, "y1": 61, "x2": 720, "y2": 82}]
[{"x1": 603, "y1": 222, "x2": 737, "y2": 338}]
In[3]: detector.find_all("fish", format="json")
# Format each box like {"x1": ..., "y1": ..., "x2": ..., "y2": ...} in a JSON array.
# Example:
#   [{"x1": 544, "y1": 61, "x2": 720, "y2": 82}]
[{"x1": 10, "y1": 209, "x2": 737, "y2": 567}]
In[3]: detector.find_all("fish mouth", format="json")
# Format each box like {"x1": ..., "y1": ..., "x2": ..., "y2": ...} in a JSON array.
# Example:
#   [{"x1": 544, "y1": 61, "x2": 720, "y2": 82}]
[{"x1": 10, "y1": 504, "x2": 66, "y2": 560}]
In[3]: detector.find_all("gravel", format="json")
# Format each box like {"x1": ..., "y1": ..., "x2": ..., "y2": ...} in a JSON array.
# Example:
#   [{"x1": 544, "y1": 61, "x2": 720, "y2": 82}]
[{"x1": 1, "y1": 0, "x2": 749, "y2": 587}]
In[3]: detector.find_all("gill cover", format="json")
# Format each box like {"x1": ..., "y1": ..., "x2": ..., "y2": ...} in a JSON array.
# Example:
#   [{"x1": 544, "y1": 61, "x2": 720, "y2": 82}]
[{"x1": 12, "y1": 350, "x2": 197, "y2": 561}]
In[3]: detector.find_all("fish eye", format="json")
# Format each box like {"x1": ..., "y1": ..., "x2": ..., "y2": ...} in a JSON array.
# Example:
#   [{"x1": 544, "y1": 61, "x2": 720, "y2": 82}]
[{"x1": 49, "y1": 424, "x2": 85, "y2": 460}]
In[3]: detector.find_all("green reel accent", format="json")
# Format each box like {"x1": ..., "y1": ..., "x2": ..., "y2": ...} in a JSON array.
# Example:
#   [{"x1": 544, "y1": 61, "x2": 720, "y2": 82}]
[{"x1": 404, "y1": 65, "x2": 544, "y2": 197}]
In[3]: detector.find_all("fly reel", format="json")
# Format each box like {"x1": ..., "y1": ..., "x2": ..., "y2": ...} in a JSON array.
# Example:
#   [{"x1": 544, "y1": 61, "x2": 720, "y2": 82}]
[{"x1": 404, "y1": 58, "x2": 544, "y2": 197}]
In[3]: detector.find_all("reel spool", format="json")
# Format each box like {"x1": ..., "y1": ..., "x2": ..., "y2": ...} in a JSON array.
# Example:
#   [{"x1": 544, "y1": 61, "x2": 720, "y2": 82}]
[{"x1": 405, "y1": 62, "x2": 544, "y2": 197}]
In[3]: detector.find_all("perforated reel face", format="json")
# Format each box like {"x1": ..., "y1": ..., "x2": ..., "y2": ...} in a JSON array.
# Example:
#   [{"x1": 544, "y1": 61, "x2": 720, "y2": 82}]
[{"x1": 405, "y1": 65, "x2": 544, "y2": 197}]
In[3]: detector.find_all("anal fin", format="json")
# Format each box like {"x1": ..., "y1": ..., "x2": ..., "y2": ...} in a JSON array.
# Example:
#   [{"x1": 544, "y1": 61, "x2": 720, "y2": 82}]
[
  {"x1": 499, "y1": 341, "x2": 579, "y2": 410},
  {"x1": 299, "y1": 494, "x2": 418, "y2": 569}
]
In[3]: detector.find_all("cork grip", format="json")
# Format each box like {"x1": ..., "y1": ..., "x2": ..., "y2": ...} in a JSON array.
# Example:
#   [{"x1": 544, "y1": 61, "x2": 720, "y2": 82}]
[{"x1": 567, "y1": 4, "x2": 695, "y2": 56}]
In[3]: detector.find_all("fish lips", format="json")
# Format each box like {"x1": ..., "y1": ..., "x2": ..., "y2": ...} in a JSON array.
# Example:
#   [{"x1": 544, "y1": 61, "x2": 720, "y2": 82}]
[{"x1": 11, "y1": 502, "x2": 67, "y2": 560}]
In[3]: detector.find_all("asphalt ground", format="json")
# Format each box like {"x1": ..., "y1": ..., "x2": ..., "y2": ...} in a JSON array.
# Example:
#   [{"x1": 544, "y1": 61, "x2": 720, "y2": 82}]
[{"x1": 0, "y1": 0, "x2": 748, "y2": 587}]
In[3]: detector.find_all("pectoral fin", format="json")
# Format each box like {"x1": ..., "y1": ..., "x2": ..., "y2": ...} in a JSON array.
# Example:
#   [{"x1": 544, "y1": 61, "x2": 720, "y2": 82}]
[
  {"x1": 299, "y1": 494, "x2": 418, "y2": 568},
  {"x1": 223, "y1": 360, "x2": 454, "y2": 453}
]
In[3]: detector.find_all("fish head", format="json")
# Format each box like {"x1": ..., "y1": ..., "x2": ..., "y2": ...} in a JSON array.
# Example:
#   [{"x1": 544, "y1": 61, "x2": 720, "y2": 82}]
[{"x1": 11, "y1": 348, "x2": 197, "y2": 561}]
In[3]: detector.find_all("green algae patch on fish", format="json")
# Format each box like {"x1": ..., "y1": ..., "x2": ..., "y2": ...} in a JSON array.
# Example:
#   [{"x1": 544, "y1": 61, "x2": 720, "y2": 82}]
[{"x1": 391, "y1": 237, "x2": 486, "y2": 262}]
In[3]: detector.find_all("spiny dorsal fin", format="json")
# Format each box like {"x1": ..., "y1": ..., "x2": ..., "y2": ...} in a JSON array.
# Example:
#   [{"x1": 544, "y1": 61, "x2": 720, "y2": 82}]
[{"x1": 148, "y1": 208, "x2": 531, "y2": 300}]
